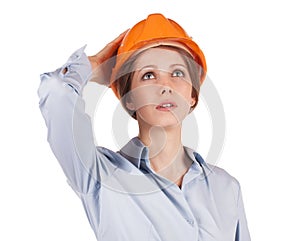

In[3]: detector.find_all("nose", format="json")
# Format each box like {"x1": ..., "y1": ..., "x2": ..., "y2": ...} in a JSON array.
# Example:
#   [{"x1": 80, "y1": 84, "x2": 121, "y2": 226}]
[
  {"x1": 160, "y1": 87, "x2": 172, "y2": 95},
  {"x1": 159, "y1": 71, "x2": 173, "y2": 95}
]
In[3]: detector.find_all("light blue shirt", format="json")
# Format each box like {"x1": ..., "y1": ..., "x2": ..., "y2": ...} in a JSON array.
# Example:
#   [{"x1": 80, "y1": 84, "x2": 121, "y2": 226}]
[{"x1": 38, "y1": 46, "x2": 251, "y2": 241}]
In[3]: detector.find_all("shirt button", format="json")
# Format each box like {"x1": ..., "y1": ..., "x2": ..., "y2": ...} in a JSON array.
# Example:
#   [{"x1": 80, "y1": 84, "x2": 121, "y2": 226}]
[
  {"x1": 71, "y1": 54, "x2": 79, "y2": 60},
  {"x1": 186, "y1": 219, "x2": 194, "y2": 226}
]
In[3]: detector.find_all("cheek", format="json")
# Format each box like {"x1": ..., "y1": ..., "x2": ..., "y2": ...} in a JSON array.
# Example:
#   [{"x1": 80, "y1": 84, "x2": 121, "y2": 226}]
[
  {"x1": 129, "y1": 85, "x2": 159, "y2": 109},
  {"x1": 174, "y1": 84, "x2": 194, "y2": 101}
]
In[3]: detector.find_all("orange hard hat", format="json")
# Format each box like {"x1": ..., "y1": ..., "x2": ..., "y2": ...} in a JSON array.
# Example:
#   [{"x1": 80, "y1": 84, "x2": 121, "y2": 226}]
[{"x1": 110, "y1": 13, "x2": 207, "y2": 99}]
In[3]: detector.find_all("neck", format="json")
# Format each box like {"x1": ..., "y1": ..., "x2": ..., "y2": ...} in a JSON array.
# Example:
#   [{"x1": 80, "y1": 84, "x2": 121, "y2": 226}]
[
  {"x1": 139, "y1": 124, "x2": 182, "y2": 159},
  {"x1": 138, "y1": 124, "x2": 191, "y2": 179}
]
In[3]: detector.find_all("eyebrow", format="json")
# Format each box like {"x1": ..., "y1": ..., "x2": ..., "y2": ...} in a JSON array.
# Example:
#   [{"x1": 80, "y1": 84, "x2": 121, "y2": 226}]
[
  {"x1": 135, "y1": 65, "x2": 158, "y2": 72},
  {"x1": 170, "y1": 64, "x2": 188, "y2": 69},
  {"x1": 136, "y1": 64, "x2": 187, "y2": 72}
]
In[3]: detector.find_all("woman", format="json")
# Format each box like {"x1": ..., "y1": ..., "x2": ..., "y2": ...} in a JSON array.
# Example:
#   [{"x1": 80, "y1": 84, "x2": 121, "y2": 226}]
[{"x1": 38, "y1": 13, "x2": 251, "y2": 241}]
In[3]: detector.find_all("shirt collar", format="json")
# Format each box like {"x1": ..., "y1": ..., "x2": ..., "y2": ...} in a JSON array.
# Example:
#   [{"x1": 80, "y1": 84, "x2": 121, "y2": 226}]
[
  {"x1": 184, "y1": 146, "x2": 213, "y2": 174},
  {"x1": 119, "y1": 137, "x2": 212, "y2": 173},
  {"x1": 119, "y1": 137, "x2": 149, "y2": 169}
]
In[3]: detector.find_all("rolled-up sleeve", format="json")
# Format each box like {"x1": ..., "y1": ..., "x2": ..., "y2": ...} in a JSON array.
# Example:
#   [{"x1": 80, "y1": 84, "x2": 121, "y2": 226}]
[{"x1": 38, "y1": 46, "x2": 101, "y2": 195}]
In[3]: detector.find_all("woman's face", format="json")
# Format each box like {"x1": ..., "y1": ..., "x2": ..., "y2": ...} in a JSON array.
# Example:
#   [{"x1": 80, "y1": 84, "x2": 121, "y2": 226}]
[{"x1": 126, "y1": 47, "x2": 196, "y2": 128}]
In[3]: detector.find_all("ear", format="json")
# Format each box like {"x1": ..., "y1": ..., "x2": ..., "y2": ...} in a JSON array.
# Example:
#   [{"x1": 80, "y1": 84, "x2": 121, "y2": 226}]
[{"x1": 190, "y1": 96, "x2": 196, "y2": 107}]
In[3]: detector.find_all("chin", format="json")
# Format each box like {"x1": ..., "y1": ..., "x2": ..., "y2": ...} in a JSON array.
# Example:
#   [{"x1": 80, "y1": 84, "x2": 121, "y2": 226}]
[
  {"x1": 137, "y1": 113, "x2": 182, "y2": 128},
  {"x1": 136, "y1": 106, "x2": 189, "y2": 128}
]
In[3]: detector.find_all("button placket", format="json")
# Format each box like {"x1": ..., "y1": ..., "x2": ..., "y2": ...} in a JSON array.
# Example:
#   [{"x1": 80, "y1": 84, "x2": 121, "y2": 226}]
[{"x1": 186, "y1": 218, "x2": 195, "y2": 226}]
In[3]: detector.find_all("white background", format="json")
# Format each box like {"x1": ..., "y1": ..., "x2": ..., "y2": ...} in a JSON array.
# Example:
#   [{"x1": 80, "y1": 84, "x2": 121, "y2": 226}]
[{"x1": 0, "y1": 0, "x2": 299, "y2": 240}]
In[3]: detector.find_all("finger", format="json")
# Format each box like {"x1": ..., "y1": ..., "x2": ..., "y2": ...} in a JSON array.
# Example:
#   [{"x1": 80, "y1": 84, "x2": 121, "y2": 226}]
[
  {"x1": 110, "y1": 29, "x2": 129, "y2": 46},
  {"x1": 96, "y1": 29, "x2": 129, "y2": 59}
]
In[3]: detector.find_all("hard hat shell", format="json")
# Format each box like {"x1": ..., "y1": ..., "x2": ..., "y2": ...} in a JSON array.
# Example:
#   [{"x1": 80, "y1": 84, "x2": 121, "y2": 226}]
[{"x1": 110, "y1": 13, "x2": 207, "y2": 99}]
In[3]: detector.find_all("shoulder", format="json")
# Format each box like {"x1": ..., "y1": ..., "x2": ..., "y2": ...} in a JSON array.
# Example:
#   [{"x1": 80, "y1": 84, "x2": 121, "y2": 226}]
[
  {"x1": 189, "y1": 148, "x2": 241, "y2": 192},
  {"x1": 209, "y1": 163, "x2": 238, "y2": 180},
  {"x1": 208, "y1": 163, "x2": 240, "y2": 185},
  {"x1": 205, "y1": 163, "x2": 241, "y2": 200}
]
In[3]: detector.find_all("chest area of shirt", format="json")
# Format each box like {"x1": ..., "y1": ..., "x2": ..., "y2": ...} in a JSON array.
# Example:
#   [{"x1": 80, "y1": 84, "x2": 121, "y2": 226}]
[{"x1": 98, "y1": 181, "x2": 237, "y2": 239}]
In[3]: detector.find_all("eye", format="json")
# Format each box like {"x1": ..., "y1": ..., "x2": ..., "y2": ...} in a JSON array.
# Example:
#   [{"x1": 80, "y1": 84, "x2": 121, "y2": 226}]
[
  {"x1": 142, "y1": 72, "x2": 155, "y2": 80},
  {"x1": 172, "y1": 69, "x2": 185, "y2": 78}
]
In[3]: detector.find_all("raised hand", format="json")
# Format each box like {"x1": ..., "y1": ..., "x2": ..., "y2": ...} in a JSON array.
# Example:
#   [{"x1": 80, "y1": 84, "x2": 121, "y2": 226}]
[{"x1": 88, "y1": 30, "x2": 128, "y2": 86}]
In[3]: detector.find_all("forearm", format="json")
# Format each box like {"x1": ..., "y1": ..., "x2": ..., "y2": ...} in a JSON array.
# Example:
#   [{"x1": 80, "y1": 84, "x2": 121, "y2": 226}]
[{"x1": 38, "y1": 46, "x2": 100, "y2": 194}]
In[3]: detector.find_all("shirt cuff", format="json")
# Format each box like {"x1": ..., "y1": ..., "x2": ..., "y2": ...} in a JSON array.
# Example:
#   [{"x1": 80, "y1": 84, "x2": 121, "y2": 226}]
[{"x1": 59, "y1": 45, "x2": 92, "y2": 94}]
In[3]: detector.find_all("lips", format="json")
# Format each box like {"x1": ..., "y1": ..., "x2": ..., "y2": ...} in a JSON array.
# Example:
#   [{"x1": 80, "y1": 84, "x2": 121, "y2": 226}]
[{"x1": 156, "y1": 101, "x2": 177, "y2": 111}]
